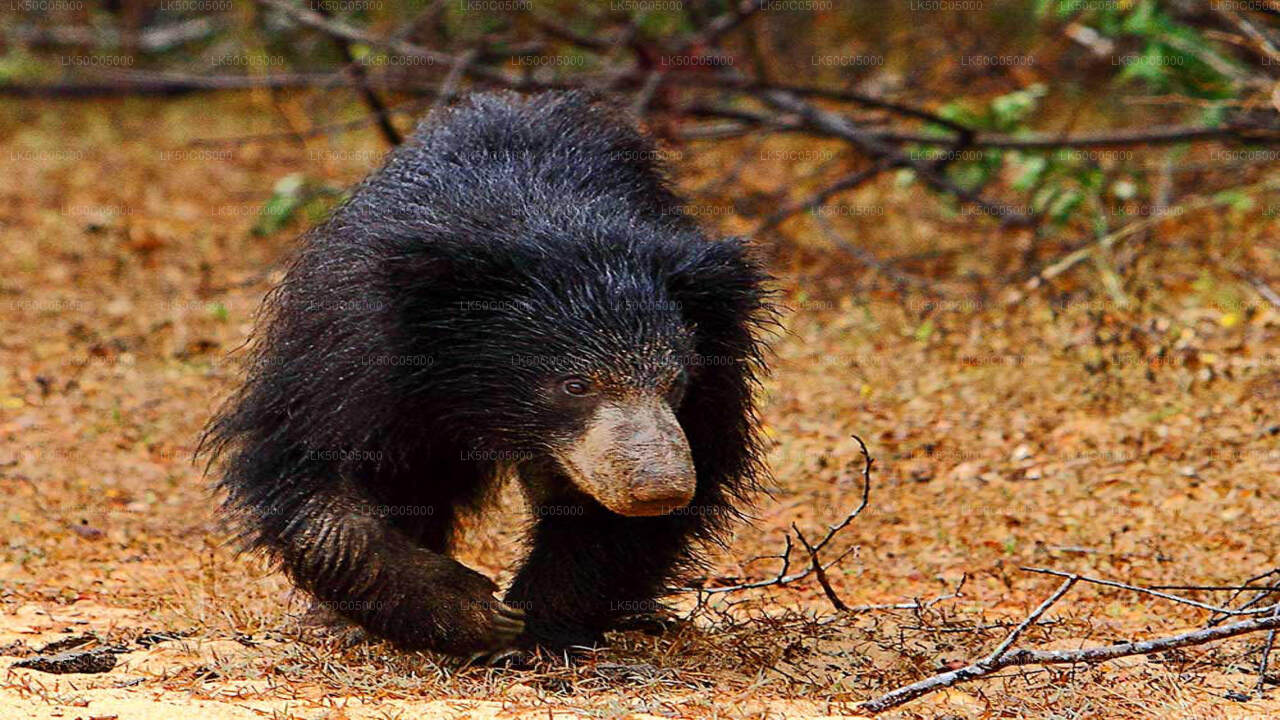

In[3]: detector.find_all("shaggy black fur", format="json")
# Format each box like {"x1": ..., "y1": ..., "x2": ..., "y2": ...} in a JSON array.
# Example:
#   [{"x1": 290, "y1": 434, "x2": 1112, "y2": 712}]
[{"x1": 201, "y1": 91, "x2": 772, "y2": 657}]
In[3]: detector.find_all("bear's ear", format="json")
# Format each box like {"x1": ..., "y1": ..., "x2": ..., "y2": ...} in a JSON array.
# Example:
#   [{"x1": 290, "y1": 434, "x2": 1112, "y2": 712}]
[{"x1": 666, "y1": 236, "x2": 773, "y2": 354}]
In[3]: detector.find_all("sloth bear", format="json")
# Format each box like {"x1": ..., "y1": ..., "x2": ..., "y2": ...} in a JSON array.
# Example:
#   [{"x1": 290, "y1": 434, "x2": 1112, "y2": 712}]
[{"x1": 201, "y1": 91, "x2": 772, "y2": 658}]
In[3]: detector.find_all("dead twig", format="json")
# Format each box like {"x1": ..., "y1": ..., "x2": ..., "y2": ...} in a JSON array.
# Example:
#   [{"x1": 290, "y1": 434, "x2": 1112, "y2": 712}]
[
  {"x1": 793, "y1": 525, "x2": 848, "y2": 612},
  {"x1": 9, "y1": 17, "x2": 224, "y2": 53},
  {"x1": 430, "y1": 48, "x2": 479, "y2": 117},
  {"x1": 1209, "y1": 568, "x2": 1280, "y2": 627},
  {"x1": 1023, "y1": 566, "x2": 1280, "y2": 617},
  {"x1": 761, "y1": 90, "x2": 1038, "y2": 227},
  {"x1": 869, "y1": 123, "x2": 1280, "y2": 148},
  {"x1": 809, "y1": 211, "x2": 948, "y2": 296},
  {"x1": 187, "y1": 101, "x2": 427, "y2": 147},
  {"x1": 524, "y1": 10, "x2": 615, "y2": 53},
  {"x1": 1028, "y1": 189, "x2": 1240, "y2": 286},
  {"x1": 752, "y1": 160, "x2": 891, "y2": 236},
  {"x1": 310, "y1": 3, "x2": 402, "y2": 146},
  {"x1": 1259, "y1": 607, "x2": 1279, "y2": 696},
  {"x1": 694, "y1": 435, "x2": 872, "y2": 596},
  {"x1": 859, "y1": 570, "x2": 1280, "y2": 714},
  {"x1": 984, "y1": 577, "x2": 1079, "y2": 663}
]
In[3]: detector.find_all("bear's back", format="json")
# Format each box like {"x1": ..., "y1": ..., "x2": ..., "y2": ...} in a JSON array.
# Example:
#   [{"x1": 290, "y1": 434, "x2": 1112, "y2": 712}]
[{"x1": 369, "y1": 93, "x2": 680, "y2": 227}]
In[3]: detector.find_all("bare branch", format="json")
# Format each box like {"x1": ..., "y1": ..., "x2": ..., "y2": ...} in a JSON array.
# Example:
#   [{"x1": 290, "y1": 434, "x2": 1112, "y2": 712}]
[
  {"x1": 810, "y1": 434, "x2": 873, "y2": 556},
  {"x1": 860, "y1": 607, "x2": 1280, "y2": 713},
  {"x1": 869, "y1": 123, "x2": 1280, "y2": 149},
  {"x1": 187, "y1": 101, "x2": 427, "y2": 147},
  {"x1": 1210, "y1": 568, "x2": 1280, "y2": 626},
  {"x1": 694, "y1": 435, "x2": 872, "y2": 596},
  {"x1": 0, "y1": 72, "x2": 357, "y2": 97},
  {"x1": 861, "y1": 559, "x2": 1280, "y2": 713},
  {"x1": 1259, "y1": 607, "x2": 1280, "y2": 697},
  {"x1": 689, "y1": 0, "x2": 768, "y2": 49},
  {"x1": 752, "y1": 160, "x2": 891, "y2": 236},
  {"x1": 430, "y1": 48, "x2": 479, "y2": 117},
  {"x1": 793, "y1": 524, "x2": 848, "y2": 612},
  {"x1": 255, "y1": 0, "x2": 462, "y2": 67},
  {"x1": 9, "y1": 17, "x2": 224, "y2": 53},
  {"x1": 1023, "y1": 566, "x2": 1280, "y2": 617},
  {"x1": 984, "y1": 577, "x2": 1077, "y2": 664},
  {"x1": 310, "y1": 3, "x2": 402, "y2": 146},
  {"x1": 524, "y1": 11, "x2": 615, "y2": 53},
  {"x1": 1215, "y1": 6, "x2": 1280, "y2": 69},
  {"x1": 761, "y1": 90, "x2": 1038, "y2": 227}
]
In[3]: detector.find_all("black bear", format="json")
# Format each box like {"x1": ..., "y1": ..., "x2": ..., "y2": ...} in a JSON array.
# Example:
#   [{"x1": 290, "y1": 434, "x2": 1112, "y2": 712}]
[{"x1": 201, "y1": 91, "x2": 772, "y2": 658}]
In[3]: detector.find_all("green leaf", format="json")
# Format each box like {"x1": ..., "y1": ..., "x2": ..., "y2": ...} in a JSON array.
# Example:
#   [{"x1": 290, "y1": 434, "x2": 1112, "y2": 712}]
[
  {"x1": 1012, "y1": 156, "x2": 1048, "y2": 191},
  {"x1": 1047, "y1": 189, "x2": 1083, "y2": 224},
  {"x1": 253, "y1": 173, "x2": 307, "y2": 237},
  {"x1": 1213, "y1": 190, "x2": 1253, "y2": 212},
  {"x1": 989, "y1": 84, "x2": 1046, "y2": 131}
]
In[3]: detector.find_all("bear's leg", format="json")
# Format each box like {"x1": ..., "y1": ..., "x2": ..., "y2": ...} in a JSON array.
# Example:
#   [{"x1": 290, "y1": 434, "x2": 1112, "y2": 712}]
[
  {"x1": 503, "y1": 499, "x2": 692, "y2": 650},
  {"x1": 368, "y1": 448, "x2": 490, "y2": 555},
  {"x1": 256, "y1": 478, "x2": 524, "y2": 656}
]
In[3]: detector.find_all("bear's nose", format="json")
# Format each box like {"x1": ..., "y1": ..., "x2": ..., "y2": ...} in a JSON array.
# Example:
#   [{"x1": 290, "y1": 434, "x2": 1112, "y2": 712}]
[{"x1": 628, "y1": 475, "x2": 695, "y2": 515}]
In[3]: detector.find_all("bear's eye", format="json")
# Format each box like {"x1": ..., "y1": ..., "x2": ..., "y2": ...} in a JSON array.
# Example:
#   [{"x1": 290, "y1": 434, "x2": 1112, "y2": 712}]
[{"x1": 561, "y1": 377, "x2": 592, "y2": 397}]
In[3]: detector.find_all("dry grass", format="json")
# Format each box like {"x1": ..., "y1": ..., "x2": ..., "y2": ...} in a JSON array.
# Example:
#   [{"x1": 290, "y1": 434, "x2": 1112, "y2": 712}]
[{"x1": 0, "y1": 94, "x2": 1277, "y2": 719}]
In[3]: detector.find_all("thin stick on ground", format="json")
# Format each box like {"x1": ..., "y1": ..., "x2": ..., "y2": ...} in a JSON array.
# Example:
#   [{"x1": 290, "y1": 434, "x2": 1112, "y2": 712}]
[
  {"x1": 984, "y1": 577, "x2": 1078, "y2": 663},
  {"x1": 792, "y1": 524, "x2": 848, "y2": 612},
  {"x1": 694, "y1": 435, "x2": 872, "y2": 595},
  {"x1": 1030, "y1": 175, "x2": 1280, "y2": 287},
  {"x1": 1210, "y1": 568, "x2": 1280, "y2": 627},
  {"x1": 859, "y1": 573, "x2": 1280, "y2": 714},
  {"x1": 1023, "y1": 566, "x2": 1280, "y2": 617},
  {"x1": 809, "y1": 212, "x2": 948, "y2": 295},
  {"x1": 1259, "y1": 608, "x2": 1279, "y2": 697}
]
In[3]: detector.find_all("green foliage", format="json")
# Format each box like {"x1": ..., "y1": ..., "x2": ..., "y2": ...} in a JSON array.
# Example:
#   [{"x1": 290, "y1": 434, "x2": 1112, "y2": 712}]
[
  {"x1": 988, "y1": 85, "x2": 1048, "y2": 132},
  {"x1": 630, "y1": 7, "x2": 694, "y2": 39},
  {"x1": 925, "y1": 86, "x2": 1050, "y2": 203},
  {"x1": 0, "y1": 48, "x2": 46, "y2": 83},
  {"x1": 913, "y1": 0, "x2": 1260, "y2": 234},
  {"x1": 913, "y1": 318, "x2": 936, "y2": 343},
  {"x1": 253, "y1": 174, "x2": 343, "y2": 237},
  {"x1": 1037, "y1": 0, "x2": 1240, "y2": 99},
  {"x1": 1212, "y1": 189, "x2": 1254, "y2": 213}
]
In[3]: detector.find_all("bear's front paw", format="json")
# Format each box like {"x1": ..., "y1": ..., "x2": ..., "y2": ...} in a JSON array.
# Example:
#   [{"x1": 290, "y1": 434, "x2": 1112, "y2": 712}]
[
  {"x1": 475, "y1": 596, "x2": 527, "y2": 650},
  {"x1": 434, "y1": 564, "x2": 526, "y2": 655}
]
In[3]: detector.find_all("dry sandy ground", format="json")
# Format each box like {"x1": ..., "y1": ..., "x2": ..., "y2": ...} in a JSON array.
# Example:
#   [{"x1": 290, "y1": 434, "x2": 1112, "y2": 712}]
[{"x1": 1, "y1": 96, "x2": 1278, "y2": 719}]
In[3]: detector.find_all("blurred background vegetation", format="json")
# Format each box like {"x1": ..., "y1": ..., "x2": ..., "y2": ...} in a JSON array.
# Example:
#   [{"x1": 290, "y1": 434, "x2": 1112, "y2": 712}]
[{"x1": 5, "y1": 1, "x2": 1277, "y2": 295}]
